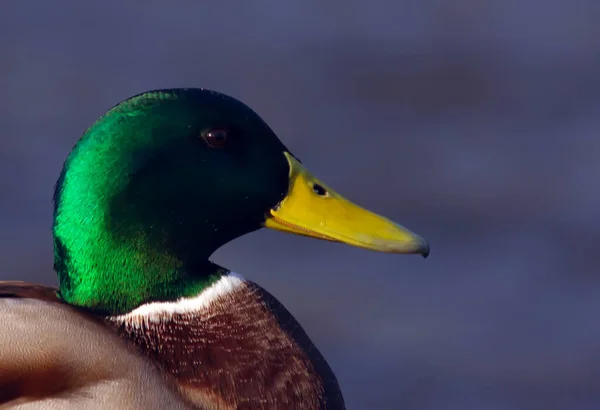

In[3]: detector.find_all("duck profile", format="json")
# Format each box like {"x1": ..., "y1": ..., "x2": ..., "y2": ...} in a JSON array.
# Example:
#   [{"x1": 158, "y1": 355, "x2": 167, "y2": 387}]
[{"x1": 0, "y1": 88, "x2": 429, "y2": 409}]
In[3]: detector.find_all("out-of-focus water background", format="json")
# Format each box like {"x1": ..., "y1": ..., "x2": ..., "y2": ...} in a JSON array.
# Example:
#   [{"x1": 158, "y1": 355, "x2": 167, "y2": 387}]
[{"x1": 1, "y1": 1, "x2": 599, "y2": 409}]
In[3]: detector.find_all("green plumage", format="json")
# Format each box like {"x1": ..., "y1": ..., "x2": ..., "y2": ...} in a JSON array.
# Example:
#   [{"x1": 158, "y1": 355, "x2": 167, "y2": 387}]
[{"x1": 53, "y1": 89, "x2": 290, "y2": 314}]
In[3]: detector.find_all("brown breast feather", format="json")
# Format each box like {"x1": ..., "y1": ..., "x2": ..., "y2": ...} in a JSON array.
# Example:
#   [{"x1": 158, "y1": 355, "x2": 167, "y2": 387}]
[{"x1": 108, "y1": 281, "x2": 346, "y2": 410}]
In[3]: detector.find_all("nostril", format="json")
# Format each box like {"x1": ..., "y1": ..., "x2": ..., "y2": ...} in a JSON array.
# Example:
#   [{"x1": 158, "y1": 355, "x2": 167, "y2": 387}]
[{"x1": 312, "y1": 183, "x2": 328, "y2": 197}]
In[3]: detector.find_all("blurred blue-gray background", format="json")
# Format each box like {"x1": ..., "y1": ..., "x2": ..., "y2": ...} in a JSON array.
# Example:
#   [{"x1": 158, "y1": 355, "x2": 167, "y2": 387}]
[{"x1": 1, "y1": 1, "x2": 599, "y2": 409}]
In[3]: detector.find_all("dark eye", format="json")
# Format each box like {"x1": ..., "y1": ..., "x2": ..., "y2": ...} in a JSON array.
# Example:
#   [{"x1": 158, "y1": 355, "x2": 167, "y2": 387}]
[{"x1": 202, "y1": 128, "x2": 228, "y2": 148}]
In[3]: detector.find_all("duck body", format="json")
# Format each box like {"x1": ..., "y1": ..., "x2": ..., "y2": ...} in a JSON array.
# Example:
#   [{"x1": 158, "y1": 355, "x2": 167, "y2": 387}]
[
  {"x1": 1, "y1": 88, "x2": 429, "y2": 409},
  {"x1": 1, "y1": 274, "x2": 342, "y2": 409}
]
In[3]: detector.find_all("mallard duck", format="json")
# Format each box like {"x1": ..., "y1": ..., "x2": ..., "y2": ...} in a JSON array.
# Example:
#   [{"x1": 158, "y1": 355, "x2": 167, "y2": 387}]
[{"x1": 0, "y1": 88, "x2": 429, "y2": 409}]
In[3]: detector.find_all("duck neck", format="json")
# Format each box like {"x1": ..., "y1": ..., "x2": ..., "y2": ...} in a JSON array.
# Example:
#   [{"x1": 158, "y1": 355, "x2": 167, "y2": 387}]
[
  {"x1": 52, "y1": 133, "x2": 232, "y2": 315},
  {"x1": 54, "y1": 224, "x2": 224, "y2": 314},
  {"x1": 52, "y1": 180, "x2": 225, "y2": 314}
]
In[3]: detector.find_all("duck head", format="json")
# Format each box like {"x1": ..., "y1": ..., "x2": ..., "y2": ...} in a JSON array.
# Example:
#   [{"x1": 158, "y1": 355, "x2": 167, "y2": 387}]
[{"x1": 53, "y1": 89, "x2": 428, "y2": 314}]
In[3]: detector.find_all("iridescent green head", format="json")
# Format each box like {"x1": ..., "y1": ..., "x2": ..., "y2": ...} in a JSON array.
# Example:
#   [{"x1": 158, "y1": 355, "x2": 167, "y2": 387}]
[{"x1": 53, "y1": 88, "x2": 429, "y2": 314}]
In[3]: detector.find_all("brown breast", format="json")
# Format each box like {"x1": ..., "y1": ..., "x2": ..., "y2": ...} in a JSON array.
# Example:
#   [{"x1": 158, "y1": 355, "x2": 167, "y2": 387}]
[{"x1": 107, "y1": 281, "x2": 346, "y2": 410}]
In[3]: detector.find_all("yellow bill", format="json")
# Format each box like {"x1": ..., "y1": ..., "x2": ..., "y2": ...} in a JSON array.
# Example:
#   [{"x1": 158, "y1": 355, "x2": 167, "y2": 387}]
[{"x1": 264, "y1": 152, "x2": 430, "y2": 257}]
